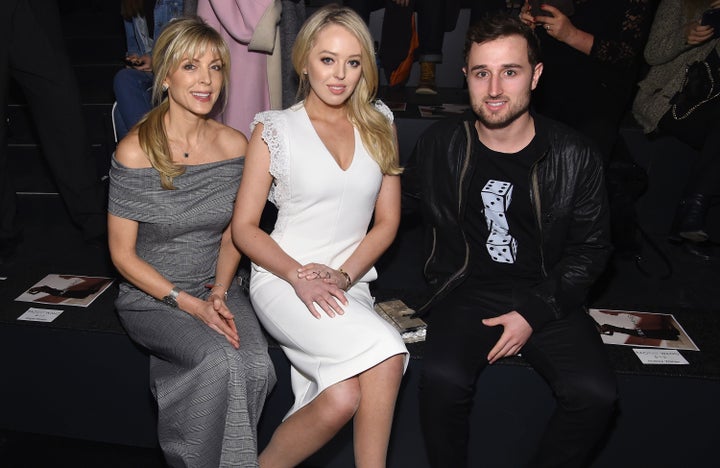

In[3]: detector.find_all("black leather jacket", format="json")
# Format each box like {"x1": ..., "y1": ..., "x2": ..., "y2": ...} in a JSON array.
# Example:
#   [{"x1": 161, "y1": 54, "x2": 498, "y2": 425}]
[{"x1": 403, "y1": 114, "x2": 612, "y2": 331}]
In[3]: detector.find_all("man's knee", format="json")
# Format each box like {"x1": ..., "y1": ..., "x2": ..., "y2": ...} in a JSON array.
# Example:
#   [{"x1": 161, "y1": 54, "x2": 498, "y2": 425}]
[
  {"x1": 558, "y1": 371, "x2": 618, "y2": 415},
  {"x1": 420, "y1": 359, "x2": 477, "y2": 400}
]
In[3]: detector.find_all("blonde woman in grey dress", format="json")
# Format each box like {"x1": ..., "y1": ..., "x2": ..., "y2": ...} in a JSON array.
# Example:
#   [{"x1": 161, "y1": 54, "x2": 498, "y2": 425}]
[
  {"x1": 233, "y1": 6, "x2": 408, "y2": 467},
  {"x1": 108, "y1": 17, "x2": 275, "y2": 467}
]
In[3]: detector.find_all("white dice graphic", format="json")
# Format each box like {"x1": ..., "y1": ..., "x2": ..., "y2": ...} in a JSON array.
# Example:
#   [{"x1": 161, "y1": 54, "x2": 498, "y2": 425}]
[
  {"x1": 481, "y1": 180, "x2": 513, "y2": 212},
  {"x1": 486, "y1": 228, "x2": 518, "y2": 263},
  {"x1": 485, "y1": 208, "x2": 509, "y2": 231},
  {"x1": 482, "y1": 179, "x2": 517, "y2": 264}
]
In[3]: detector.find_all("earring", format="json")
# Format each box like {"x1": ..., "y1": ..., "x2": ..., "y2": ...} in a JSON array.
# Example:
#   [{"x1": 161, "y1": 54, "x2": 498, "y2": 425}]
[
  {"x1": 302, "y1": 70, "x2": 308, "y2": 76},
  {"x1": 162, "y1": 83, "x2": 169, "y2": 92}
]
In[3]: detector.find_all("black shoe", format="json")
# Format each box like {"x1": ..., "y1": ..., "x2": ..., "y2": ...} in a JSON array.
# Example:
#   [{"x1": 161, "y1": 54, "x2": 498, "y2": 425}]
[
  {"x1": 678, "y1": 239, "x2": 718, "y2": 262},
  {"x1": 670, "y1": 193, "x2": 710, "y2": 243}
]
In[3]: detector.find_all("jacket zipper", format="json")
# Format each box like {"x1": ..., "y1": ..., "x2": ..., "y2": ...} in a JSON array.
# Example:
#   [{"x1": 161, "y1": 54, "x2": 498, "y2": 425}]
[
  {"x1": 530, "y1": 153, "x2": 548, "y2": 278},
  {"x1": 420, "y1": 122, "x2": 474, "y2": 311}
]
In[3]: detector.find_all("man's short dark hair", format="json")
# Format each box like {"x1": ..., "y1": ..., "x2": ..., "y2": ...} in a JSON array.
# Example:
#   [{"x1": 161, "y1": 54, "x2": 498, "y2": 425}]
[{"x1": 464, "y1": 13, "x2": 541, "y2": 68}]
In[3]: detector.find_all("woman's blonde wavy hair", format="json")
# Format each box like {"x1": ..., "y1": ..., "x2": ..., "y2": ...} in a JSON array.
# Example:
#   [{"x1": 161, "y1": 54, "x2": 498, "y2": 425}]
[
  {"x1": 292, "y1": 4, "x2": 401, "y2": 175},
  {"x1": 134, "y1": 16, "x2": 231, "y2": 189}
]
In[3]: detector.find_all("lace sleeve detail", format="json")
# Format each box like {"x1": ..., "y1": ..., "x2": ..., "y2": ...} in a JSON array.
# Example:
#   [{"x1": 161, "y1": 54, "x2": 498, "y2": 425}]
[
  {"x1": 251, "y1": 110, "x2": 288, "y2": 206},
  {"x1": 589, "y1": 0, "x2": 655, "y2": 68},
  {"x1": 373, "y1": 100, "x2": 395, "y2": 124}
]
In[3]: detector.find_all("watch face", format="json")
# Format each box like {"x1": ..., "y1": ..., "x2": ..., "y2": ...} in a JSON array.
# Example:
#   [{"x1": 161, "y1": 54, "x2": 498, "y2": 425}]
[
  {"x1": 162, "y1": 287, "x2": 180, "y2": 308},
  {"x1": 162, "y1": 295, "x2": 178, "y2": 308}
]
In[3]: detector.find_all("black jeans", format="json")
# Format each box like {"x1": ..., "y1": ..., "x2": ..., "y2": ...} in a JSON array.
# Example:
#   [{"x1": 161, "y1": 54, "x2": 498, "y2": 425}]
[
  {"x1": 0, "y1": 0, "x2": 107, "y2": 242},
  {"x1": 659, "y1": 99, "x2": 720, "y2": 197},
  {"x1": 343, "y1": 0, "x2": 447, "y2": 62},
  {"x1": 419, "y1": 286, "x2": 618, "y2": 468}
]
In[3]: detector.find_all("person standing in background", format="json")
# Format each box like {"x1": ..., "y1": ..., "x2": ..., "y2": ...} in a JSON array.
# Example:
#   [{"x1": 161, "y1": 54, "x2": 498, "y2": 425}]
[
  {"x1": 0, "y1": 0, "x2": 107, "y2": 265},
  {"x1": 113, "y1": 0, "x2": 185, "y2": 141},
  {"x1": 633, "y1": 0, "x2": 720, "y2": 259},
  {"x1": 197, "y1": 0, "x2": 282, "y2": 134},
  {"x1": 345, "y1": 0, "x2": 461, "y2": 95},
  {"x1": 520, "y1": 0, "x2": 655, "y2": 161}
]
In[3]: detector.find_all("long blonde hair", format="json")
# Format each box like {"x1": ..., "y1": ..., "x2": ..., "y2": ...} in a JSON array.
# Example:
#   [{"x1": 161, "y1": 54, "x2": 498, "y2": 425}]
[
  {"x1": 292, "y1": 4, "x2": 401, "y2": 175},
  {"x1": 135, "y1": 16, "x2": 231, "y2": 189}
]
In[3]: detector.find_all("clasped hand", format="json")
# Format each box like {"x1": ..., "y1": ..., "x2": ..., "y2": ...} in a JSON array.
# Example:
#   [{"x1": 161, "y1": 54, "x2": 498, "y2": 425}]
[
  {"x1": 483, "y1": 311, "x2": 533, "y2": 364},
  {"x1": 520, "y1": 1, "x2": 577, "y2": 44},
  {"x1": 295, "y1": 263, "x2": 349, "y2": 319},
  {"x1": 125, "y1": 53, "x2": 152, "y2": 71},
  {"x1": 187, "y1": 292, "x2": 240, "y2": 349}
]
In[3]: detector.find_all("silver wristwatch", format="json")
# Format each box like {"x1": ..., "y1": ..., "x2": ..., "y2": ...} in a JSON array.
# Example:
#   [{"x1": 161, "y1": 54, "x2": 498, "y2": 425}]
[{"x1": 161, "y1": 286, "x2": 181, "y2": 308}]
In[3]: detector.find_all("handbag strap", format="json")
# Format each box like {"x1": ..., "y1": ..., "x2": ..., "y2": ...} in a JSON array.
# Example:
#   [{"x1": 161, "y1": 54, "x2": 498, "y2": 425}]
[{"x1": 672, "y1": 50, "x2": 720, "y2": 120}]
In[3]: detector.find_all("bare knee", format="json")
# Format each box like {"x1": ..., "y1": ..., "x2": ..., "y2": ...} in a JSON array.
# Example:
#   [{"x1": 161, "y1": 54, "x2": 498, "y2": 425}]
[
  {"x1": 318, "y1": 378, "x2": 361, "y2": 425},
  {"x1": 376, "y1": 354, "x2": 405, "y2": 377}
]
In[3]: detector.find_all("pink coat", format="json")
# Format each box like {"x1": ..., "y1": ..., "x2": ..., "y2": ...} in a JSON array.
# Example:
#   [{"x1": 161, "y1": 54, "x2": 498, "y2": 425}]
[{"x1": 198, "y1": 0, "x2": 281, "y2": 135}]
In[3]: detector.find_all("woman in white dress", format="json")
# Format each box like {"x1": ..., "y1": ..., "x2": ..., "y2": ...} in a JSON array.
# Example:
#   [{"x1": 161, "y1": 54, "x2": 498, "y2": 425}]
[{"x1": 232, "y1": 5, "x2": 409, "y2": 467}]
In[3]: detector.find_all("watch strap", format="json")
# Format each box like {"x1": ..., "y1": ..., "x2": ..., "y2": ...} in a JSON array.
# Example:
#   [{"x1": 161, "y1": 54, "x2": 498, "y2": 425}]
[{"x1": 161, "y1": 286, "x2": 181, "y2": 308}]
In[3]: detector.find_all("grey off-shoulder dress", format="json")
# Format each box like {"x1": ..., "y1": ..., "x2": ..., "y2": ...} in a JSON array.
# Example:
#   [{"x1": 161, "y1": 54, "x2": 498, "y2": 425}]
[{"x1": 109, "y1": 156, "x2": 276, "y2": 468}]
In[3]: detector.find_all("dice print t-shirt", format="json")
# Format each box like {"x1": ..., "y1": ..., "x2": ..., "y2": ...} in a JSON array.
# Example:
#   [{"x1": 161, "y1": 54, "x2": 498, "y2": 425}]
[{"x1": 465, "y1": 135, "x2": 542, "y2": 292}]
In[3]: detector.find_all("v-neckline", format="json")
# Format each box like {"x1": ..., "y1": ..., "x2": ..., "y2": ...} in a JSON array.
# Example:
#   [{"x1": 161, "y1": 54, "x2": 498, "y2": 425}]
[{"x1": 303, "y1": 106, "x2": 356, "y2": 172}]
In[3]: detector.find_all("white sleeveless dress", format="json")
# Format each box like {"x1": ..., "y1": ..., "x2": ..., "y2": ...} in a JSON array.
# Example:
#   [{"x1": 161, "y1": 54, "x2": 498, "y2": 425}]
[{"x1": 249, "y1": 101, "x2": 409, "y2": 418}]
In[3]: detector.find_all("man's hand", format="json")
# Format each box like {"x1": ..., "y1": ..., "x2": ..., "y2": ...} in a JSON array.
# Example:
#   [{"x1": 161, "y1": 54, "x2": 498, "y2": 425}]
[{"x1": 483, "y1": 311, "x2": 533, "y2": 364}]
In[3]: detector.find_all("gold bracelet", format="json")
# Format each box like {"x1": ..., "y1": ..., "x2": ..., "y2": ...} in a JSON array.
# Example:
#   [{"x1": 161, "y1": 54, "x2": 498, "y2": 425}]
[
  {"x1": 338, "y1": 268, "x2": 352, "y2": 291},
  {"x1": 210, "y1": 282, "x2": 228, "y2": 300}
]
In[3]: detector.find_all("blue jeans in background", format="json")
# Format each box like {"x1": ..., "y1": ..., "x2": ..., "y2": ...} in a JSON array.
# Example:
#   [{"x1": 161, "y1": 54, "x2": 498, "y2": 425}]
[{"x1": 112, "y1": 68, "x2": 153, "y2": 141}]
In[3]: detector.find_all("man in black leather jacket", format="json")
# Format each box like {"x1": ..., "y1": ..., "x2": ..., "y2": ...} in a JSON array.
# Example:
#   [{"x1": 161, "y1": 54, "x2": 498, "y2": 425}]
[{"x1": 403, "y1": 14, "x2": 618, "y2": 468}]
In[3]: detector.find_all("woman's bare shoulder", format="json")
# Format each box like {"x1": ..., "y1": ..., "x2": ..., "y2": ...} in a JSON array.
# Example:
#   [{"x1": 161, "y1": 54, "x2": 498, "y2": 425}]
[
  {"x1": 208, "y1": 120, "x2": 249, "y2": 159},
  {"x1": 115, "y1": 131, "x2": 152, "y2": 168}
]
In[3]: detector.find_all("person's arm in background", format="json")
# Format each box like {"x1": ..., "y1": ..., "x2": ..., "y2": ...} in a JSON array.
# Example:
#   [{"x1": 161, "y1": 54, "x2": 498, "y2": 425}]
[
  {"x1": 688, "y1": 0, "x2": 720, "y2": 44},
  {"x1": 522, "y1": 0, "x2": 654, "y2": 67},
  {"x1": 644, "y1": 0, "x2": 694, "y2": 66},
  {"x1": 123, "y1": 17, "x2": 143, "y2": 65},
  {"x1": 520, "y1": 1, "x2": 594, "y2": 55},
  {"x1": 123, "y1": 15, "x2": 153, "y2": 71},
  {"x1": 643, "y1": 0, "x2": 720, "y2": 66}
]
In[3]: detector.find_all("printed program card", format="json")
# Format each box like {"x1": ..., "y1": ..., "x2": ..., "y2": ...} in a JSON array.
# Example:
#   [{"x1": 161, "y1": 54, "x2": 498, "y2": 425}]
[
  {"x1": 589, "y1": 308, "x2": 699, "y2": 351},
  {"x1": 15, "y1": 274, "x2": 114, "y2": 308},
  {"x1": 633, "y1": 348, "x2": 689, "y2": 365},
  {"x1": 17, "y1": 307, "x2": 64, "y2": 323}
]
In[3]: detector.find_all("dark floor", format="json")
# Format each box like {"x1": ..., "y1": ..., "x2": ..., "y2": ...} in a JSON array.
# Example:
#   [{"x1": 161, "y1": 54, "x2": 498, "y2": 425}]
[{"x1": 0, "y1": 430, "x2": 165, "y2": 468}]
